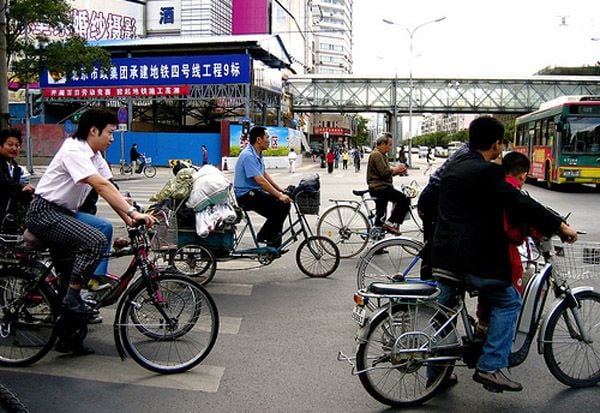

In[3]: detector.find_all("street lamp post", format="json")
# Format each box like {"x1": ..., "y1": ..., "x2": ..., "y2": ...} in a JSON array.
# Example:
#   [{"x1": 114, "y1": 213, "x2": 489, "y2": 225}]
[{"x1": 383, "y1": 16, "x2": 446, "y2": 167}]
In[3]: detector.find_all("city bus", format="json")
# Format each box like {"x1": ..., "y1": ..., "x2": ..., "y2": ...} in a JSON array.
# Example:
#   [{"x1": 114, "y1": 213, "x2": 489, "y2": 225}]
[{"x1": 513, "y1": 95, "x2": 600, "y2": 189}]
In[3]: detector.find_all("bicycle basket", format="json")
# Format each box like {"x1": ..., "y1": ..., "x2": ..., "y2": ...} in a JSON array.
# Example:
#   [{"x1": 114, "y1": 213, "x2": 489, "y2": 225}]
[
  {"x1": 552, "y1": 240, "x2": 600, "y2": 281},
  {"x1": 150, "y1": 210, "x2": 178, "y2": 251},
  {"x1": 295, "y1": 190, "x2": 320, "y2": 215}
]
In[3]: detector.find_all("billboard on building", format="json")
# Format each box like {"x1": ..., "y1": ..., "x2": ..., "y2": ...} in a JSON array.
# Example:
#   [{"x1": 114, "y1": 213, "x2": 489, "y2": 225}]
[
  {"x1": 29, "y1": 0, "x2": 145, "y2": 40},
  {"x1": 146, "y1": 0, "x2": 182, "y2": 33},
  {"x1": 232, "y1": 0, "x2": 269, "y2": 34},
  {"x1": 41, "y1": 54, "x2": 251, "y2": 98}
]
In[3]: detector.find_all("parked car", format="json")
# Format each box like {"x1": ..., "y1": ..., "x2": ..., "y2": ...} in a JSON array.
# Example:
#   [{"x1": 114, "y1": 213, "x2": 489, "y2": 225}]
[
  {"x1": 447, "y1": 141, "x2": 465, "y2": 156},
  {"x1": 434, "y1": 146, "x2": 448, "y2": 157},
  {"x1": 410, "y1": 146, "x2": 420, "y2": 155},
  {"x1": 418, "y1": 146, "x2": 429, "y2": 158}
]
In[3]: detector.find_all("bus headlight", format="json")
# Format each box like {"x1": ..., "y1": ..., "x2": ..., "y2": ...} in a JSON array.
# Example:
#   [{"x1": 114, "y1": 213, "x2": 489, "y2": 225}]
[{"x1": 562, "y1": 169, "x2": 581, "y2": 177}]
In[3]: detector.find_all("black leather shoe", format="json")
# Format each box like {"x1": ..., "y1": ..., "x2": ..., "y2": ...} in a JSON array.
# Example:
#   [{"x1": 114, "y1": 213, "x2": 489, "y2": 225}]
[
  {"x1": 473, "y1": 369, "x2": 523, "y2": 392},
  {"x1": 62, "y1": 300, "x2": 99, "y2": 317},
  {"x1": 55, "y1": 340, "x2": 95, "y2": 356}
]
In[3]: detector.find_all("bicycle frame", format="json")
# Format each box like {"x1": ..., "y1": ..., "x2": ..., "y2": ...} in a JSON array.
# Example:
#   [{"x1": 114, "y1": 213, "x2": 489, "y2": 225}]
[{"x1": 230, "y1": 201, "x2": 314, "y2": 258}]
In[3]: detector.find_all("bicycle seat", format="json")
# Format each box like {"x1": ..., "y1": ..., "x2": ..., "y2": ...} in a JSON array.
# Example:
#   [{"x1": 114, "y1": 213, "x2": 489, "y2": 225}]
[
  {"x1": 23, "y1": 229, "x2": 47, "y2": 251},
  {"x1": 352, "y1": 189, "x2": 370, "y2": 197},
  {"x1": 368, "y1": 282, "x2": 438, "y2": 298}
]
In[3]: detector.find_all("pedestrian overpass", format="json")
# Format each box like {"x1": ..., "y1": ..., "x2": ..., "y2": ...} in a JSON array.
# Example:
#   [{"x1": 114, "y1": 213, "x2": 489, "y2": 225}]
[{"x1": 285, "y1": 75, "x2": 600, "y2": 114}]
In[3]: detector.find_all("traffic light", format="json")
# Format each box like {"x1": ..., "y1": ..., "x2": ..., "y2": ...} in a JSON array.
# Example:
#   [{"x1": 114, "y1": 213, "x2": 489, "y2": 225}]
[
  {"x1": 242, "y1": 121, "x2": 251, "y2": 137},
  {"x1": 29, "y1": 93, "x2": 43, "y2": 117}
]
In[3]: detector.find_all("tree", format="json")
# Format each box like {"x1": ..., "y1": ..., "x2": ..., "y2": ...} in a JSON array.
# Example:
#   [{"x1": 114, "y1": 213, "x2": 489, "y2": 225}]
[
  {"x1": 352, "y1": 115, "x2": 369, "y2": 147},
  {"x1": 1, "y1": 0, "x2": 111, "y2": 128}
]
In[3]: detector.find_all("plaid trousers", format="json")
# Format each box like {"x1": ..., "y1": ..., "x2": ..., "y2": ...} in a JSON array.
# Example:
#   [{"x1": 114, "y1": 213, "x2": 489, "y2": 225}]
[{"x1": 26, "y1": 197, "x2": 107, "y2": 285}]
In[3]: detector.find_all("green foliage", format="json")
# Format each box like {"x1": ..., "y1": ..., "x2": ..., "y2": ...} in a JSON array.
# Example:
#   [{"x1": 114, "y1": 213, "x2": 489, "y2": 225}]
[
  {"x1": 264, "y1": 147, "x2": 289, "y2": 156},
  {"x1": 352, "y1": 115, "x2": 370, "y2": 146},
  {"x1": 412, "y1": 129, "x2": 468, "y2": 147},
  {"x1": 228, "y1": 145, "x2": 289, "y2": 157},
  {"x1": 3, "y1": 0, "x2": 111, "y2": 86}
]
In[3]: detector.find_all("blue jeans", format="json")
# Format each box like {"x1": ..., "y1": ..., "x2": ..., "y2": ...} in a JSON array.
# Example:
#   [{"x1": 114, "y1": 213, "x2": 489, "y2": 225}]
[
  {"x1": 476, "y1": 285, "x2": 522, "y2": 372},
  {"x1": 75, "y1": 212, "x2": 112, "y2": 277},
  {"x1": 433, "y1": 282, "x2": 521, "y2": 373}
]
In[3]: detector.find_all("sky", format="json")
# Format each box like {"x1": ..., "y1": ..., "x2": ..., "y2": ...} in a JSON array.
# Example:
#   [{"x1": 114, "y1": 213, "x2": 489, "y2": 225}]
[{"x1": 352, "y1": 0, "x2": 600, "y2": 78}]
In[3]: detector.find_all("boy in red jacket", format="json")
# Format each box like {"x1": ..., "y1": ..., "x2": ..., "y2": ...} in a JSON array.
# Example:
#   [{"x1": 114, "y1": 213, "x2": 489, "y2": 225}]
[{"x1": 476, "y1": 151, "x2": 540, "y2": 335}]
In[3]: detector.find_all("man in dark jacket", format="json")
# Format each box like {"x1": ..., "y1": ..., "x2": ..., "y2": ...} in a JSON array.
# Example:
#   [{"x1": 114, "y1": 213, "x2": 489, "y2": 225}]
[
  {"x1": 431, "y1": 116, "x2": 577, "y2": 393},
  {"x1": 0, "y1": 129, "x2": 34, "y2": 232}
]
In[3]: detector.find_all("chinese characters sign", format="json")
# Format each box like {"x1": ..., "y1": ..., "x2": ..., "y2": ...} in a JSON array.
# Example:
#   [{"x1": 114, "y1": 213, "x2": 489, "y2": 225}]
[
  {"x1": 29, "y1": 0, "x2": 144, "y2": 41},
  {"x1": 41, "y1": 54, "x2": 251, "y2": 90},
  {"x1": 147, "y1": 0, "x2": 182, "y2": 33},
  {"x1": 42, "y1": 86, "x2": 190, "y2": 99}
]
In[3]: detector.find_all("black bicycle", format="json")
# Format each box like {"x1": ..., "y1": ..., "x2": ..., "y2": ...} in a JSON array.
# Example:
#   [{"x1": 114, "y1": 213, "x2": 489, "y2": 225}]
[{"x1": 0, "y1": 222, "x2": 219, "y2": 374}]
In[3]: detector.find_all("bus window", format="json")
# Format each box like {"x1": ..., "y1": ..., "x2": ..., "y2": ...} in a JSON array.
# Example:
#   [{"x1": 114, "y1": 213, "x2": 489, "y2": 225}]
[
  {"x1": 547, "y1": 118, "x2": 555, "y2": 147},
  {"x1": 515, "y1": 125, "x2": 527, "y2": 146},
  {"x1": 561, "y1": 117, "x2": 600, "y2": 154},
  {"x1": 534, "y1": 121, "x2": 542, "y2": 146}
]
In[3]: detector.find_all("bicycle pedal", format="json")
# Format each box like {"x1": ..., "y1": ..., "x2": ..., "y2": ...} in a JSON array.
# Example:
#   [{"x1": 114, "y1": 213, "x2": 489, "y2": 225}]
[{"x1": 483, "y1": 384, "x2": 503, "y2": 393}]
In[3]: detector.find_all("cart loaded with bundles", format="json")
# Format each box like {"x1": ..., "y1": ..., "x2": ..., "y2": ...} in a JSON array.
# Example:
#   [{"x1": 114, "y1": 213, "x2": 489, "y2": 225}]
[{"x1": 147, "y1": 165, "x2": 240, "y2": 284}]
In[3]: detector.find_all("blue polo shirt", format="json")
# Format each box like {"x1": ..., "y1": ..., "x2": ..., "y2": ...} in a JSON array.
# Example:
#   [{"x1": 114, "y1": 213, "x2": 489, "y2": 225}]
[{"x1": 234, "y1": 144, "x2": 265, "y2": 197}]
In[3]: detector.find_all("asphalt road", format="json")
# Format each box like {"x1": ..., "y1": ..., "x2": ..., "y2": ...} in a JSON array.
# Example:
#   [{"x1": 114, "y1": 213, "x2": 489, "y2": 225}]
[{"x1": 2, "y1": 156, "x2": 599, "y2": 413}]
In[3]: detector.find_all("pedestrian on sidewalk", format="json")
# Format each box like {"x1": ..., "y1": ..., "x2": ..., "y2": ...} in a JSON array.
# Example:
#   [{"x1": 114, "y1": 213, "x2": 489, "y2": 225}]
[{"x1": 287, "y1": 147, "x2": 297, "y2": 173}]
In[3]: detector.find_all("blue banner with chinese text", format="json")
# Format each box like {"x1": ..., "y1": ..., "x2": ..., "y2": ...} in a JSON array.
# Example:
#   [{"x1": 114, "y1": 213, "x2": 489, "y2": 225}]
[{"x1": 40, "y1": 54, "x2": 251, "y2": 87}]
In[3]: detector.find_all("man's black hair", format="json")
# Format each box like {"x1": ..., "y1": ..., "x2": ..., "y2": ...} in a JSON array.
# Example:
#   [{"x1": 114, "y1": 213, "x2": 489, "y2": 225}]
[
  {"x1": 502, "y1": 151, "x2": 530, "y2": 176},
  {"x1": 468, "y1": 116, "x2": 505, "y2": 151},
  {"x1": 73, "y1": 108, "x2": 118, "y2": 141},
  {"x1": 0, "y1": 128, "x2": 22, "y2": 146},
  {"x1": 249, "y1": 126, "x2": 267, "y2": 145}
]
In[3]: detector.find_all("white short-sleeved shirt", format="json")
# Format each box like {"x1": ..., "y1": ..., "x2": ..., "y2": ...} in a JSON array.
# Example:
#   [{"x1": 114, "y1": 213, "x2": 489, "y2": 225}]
[{"x1": 35, "y1": 138, "x2": 113, "y2": 212}]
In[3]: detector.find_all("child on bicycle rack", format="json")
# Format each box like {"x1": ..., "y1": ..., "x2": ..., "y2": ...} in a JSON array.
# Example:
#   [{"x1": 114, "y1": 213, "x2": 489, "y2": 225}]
[
  {"x1": 25, "y1": 108, "x2": 155, "y2": 354},
  {"x1": 431, "y1": 117, "x2": 577, "y2": 393},
  {"x1": 475, "y1": 151, "x2": 541, "y2": 336}
]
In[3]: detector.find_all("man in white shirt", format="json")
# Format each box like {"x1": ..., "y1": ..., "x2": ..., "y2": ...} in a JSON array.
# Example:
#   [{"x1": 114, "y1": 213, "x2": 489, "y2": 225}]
[
  {"x1": 287, "y1": 147, "x2": 297, "y2": 173},
  {"x1": 26, "y1": 109, "x2": 155, "y2": 331}
]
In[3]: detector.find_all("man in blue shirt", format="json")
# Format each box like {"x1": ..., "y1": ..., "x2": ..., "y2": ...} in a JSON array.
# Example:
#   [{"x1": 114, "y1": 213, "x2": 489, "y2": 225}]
[{"x1": 234, "y1": 126, "x2": 291, "y2": 247}]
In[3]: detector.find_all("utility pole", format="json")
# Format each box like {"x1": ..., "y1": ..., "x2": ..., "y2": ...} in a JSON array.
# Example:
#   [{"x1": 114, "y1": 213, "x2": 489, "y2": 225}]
[{"x1": 0, "y1": 0, "x2": 9, "y2": 129}]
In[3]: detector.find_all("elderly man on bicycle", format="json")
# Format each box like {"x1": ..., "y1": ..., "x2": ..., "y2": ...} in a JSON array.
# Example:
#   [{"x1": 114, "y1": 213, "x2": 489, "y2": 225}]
[
  {"x1": 25, "y1": 108, "x2": 155, "y2": 353},
  {"x1": 366, "y1": 132, "x2": 409, "y2": 234},
  {"x1": 234, "y1": 126, "x2": 291, "y2": 247},
  {"x1": 431, "y1": 116, "x2": 577, "y2": 393}
]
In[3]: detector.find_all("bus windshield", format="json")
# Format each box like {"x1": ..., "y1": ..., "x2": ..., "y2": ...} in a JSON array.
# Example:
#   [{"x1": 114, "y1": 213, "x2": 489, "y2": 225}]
[{"x1": 562, "y1": 117, "x2": 600, "y2": 155}]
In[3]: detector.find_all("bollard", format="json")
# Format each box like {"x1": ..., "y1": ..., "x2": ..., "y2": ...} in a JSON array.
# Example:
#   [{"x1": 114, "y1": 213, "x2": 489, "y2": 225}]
[{"x1": 223, "y1": 158, "x2": 228, "y2": 171}]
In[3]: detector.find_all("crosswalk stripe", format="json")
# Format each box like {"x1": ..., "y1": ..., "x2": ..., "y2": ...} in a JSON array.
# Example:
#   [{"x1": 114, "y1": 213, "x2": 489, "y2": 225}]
[
  {"x1": 206, "y1": 282, "x2": 253, "y2": 296},
  {"x1": 96, "y1": 308, "x2": 242, "y2": 335},
  {"x1": 0, "y1": 355, "x2": 225, "y2": 392}
]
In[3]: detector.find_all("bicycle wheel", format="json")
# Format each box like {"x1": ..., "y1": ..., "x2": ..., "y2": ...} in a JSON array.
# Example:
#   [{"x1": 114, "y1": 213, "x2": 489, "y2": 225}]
[
  {"x1": 170, "y1": 244, "x2": 217, "y2": 285},
  {"x1": 316, "y1": 205, "x2": 370, "y2": 258},
  {"x1": 296, "y1": 236, "x2": 340, "y2": 277},
  {"x1": 401, "y1": 208, "x2": 423, "y2": 245},
  {"x1": 356, "y1": 302, "x2": 455, "y2": 407},
  {"x1": 543, "y1": 290, "x2": 600, "y2": 387},
  {"x1": 0, "y1": 384, "x2": 29, "y2": 413},
  {"x1": 357, "y1": 237, "x2": 424, "y2": 287},
  {"x1": 0, "y1": 270, "x2": 58, "y2": 367},
  {"x1": 118, "y1": 275, "x2": 219, "y2": 374},
  {"x1": 119, "y1": 164, "x2": 132, "y2": 175},
  {"x1": 143, "y1": 165, "x2": 157, "y2": 178}
]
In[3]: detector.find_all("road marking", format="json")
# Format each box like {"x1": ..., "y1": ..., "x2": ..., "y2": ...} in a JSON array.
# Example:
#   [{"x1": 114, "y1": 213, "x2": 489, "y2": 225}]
[
  {"x1": 206, "y1": 282, "x2": 253, "y2": 296},
  {"x1": 0, "y1": 355, "x2": 225, "y2": 392},
  {"x1": 93, "y1": 309, "x2": 241, "y2": 335}
]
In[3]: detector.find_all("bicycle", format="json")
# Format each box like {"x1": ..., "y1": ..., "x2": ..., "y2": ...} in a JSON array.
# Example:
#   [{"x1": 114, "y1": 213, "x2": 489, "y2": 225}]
[
  {"x1": 0, "y1": 220, "x2": 219, "y2": 374},
  {"x1": 171, "y1": 189, "x2": 341, "y2": 281},
  {"x1": 356, "y1": 236, "x2": 424, "y2": 309},
  {"x1": 316, "y1": 180, "x2": 422, "y2": 258},
  {"x1": 339, "y1": 237, "x2": 600, "y2": 407},
  {"x1": 119, "y1": 154, "x2": 157, "y2": 178}
]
